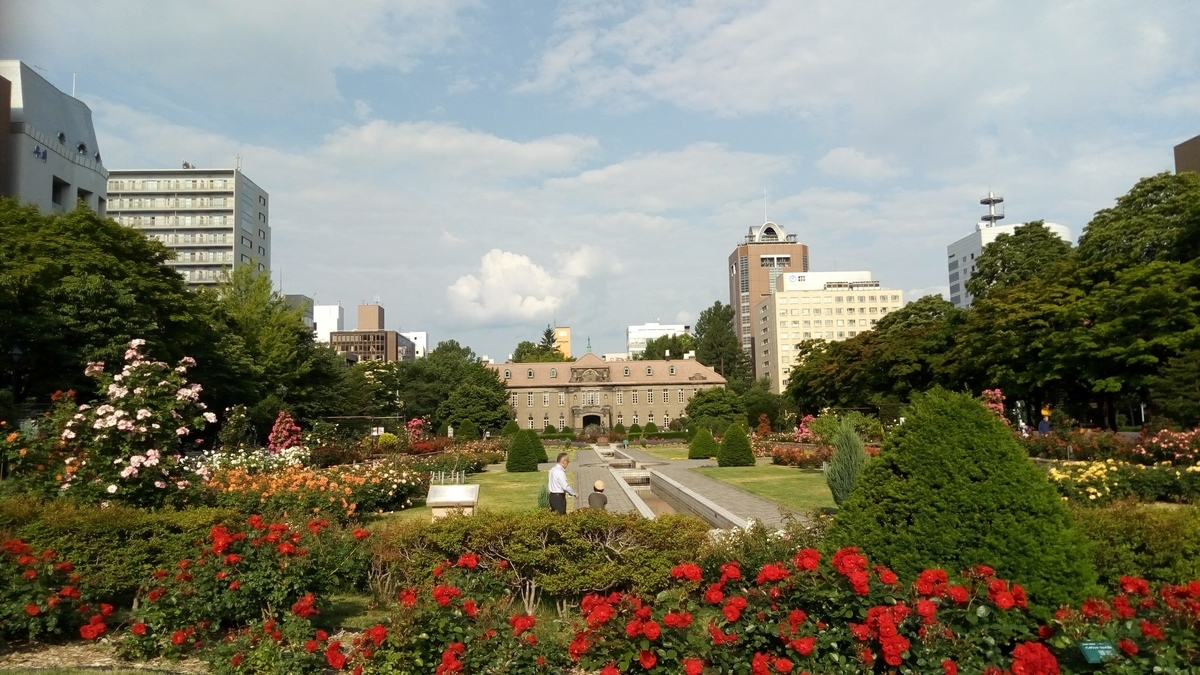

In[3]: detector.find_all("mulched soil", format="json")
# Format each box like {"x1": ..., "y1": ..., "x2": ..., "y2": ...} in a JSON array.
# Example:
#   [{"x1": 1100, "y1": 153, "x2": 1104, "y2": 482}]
[{"x1": 0, "y1": 641, "x2": 207, "y2": 673}]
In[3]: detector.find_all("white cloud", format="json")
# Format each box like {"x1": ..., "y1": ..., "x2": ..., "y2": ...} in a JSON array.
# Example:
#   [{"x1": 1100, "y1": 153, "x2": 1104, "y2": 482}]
[
  {"x1": 817, "y1": 147, "x2": 906, "y2": 181},
  {"x1": 353, "y1": 100, "x2": 373, "y2": 120},
  {"x1": 448, "y1": 247, "x2": 604, "y2": 323}
]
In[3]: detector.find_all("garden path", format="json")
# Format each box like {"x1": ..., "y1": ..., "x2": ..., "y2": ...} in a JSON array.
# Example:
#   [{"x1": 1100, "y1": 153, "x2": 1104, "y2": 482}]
[
  {"x1": 616, "y1": 446, "x2": 803, "y2": 528},
  {"x1": 573, "y1": 448, "x2": 637, "y2": 514}
]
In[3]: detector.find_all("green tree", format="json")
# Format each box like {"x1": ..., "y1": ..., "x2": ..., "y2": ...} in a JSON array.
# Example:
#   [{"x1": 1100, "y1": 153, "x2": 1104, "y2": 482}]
[
  {"x1": 693, "y1": 301, "x2": 751, "y2": 390},
  {"x1": 717, "y1": 423, "x2": 754, "y2": 467},
  {"x1": 688, "y1": 426, "x2": 719, "y2": 460},
  {"x1": 456, "y1": 419, "x2": 480, "y2": 441},
  {"x1": 521, "y1": 429, "x2": 549, "y2": 464},
  {"x1": 393, "y1": 340, "x2": 508, "y2": 427},
  {"x1": 636, "y1": 333, "x2": 696, "y2": 361},
  {"x1": 435, "y1": 382, "x2": 512, "y2": 435},
  {"x1": 505, "y1": 431, "x2": 539, "y2": 472},
  {"x1": 512, "y1": 327, "x2": 570, "y2": 363},
  {"x1": 825, "y1": 417, "x2": 868, "y2": 506},
  {"x1": 501, "y1": 420, "x2": 521, "y2": 437},
  {"x1": 964, "y1": 221, "x2": 1073, "y2": 299},
  {"x1": 643, "y1": 421, "x2": 659, "y2": 435},
  {"x1": 741, "y1": 379, "x2": 781, "y2": 431},
  {"x1": 684, "y1": 387, "x2": 744, "y2": 422},
  {"x1": 1147, "y1": 349, "x2": 1200, "y2": 427},
  {"x1": 826, "y1": 389, "x2": 1097, "y2": 609}
]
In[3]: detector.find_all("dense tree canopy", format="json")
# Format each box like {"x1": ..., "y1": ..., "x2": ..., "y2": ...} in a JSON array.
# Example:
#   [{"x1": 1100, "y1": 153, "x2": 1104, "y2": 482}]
[
  {"x1": 635, "y1": 333, "x2": 695, "y2": 361},
  {"x1": 964, "y1": 221, "x2": 1074, "y2": 299},
  {"x1": 693, "y1": 301, "x2": 751, "y2": 391},
  {"x1": 511, "y1": 327, "x2": 569, "y2": 363}
]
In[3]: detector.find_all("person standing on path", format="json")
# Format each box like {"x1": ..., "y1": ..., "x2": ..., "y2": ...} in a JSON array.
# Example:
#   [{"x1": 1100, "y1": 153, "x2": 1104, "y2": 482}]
[
  {"x1": 588, "y1": 480, "x2": 608, "y2": 510},
  {"x1": 548, "y1": 452, "x2": 577, "y2": 514}
]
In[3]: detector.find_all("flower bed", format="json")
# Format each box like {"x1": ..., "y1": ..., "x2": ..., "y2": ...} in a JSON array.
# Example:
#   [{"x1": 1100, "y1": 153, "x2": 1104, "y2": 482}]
[
  {"x1": 1023, "y1": 428, "x2": 1200, "y2": 467},
  {"x1": 770, "y1": 443, "x2": 879, "y2": 468},
  {"x1": 205, "y1": 461, "x2": 427, "y2": 519},
  {"x1": 1047, "y1": 460, "x2": 1200, "y2": 505},
  {"x1": 1, "y1": 538, "x2": 101, "y2": 644}
]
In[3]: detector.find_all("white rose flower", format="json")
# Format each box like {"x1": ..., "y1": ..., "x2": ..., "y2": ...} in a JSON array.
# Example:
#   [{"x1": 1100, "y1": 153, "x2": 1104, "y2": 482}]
[{"x1": 106, "y1": 484, "x2": 118, "y2": 494}]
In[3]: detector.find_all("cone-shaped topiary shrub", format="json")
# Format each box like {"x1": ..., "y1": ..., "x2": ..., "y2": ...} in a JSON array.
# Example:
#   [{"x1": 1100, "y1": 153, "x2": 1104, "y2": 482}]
[
  {"x1": 456, "y1": 419, "x2": 480, "y2": 441},
  {"x1": 524, "y1": 430, "x2": 549, "y2": 463},
  {"x1": 501, "y1": 420, "x2": 521, "y2": 438},
  {"x1": 506, "y1": 431, "x2": 540, "y2": 473},
  {"x1": 825, "y1": 388, "x2": 1098, "y2": 610},
  {"x1": 436, "y1": 422, "x2": 449, "y2": 437},
  {"x1": 717, "y1": 424, "x2": 754, "y2": 467},
  {"x1": 825, "y1": 417, "x2": 868, "y2": 506},
  {"x1": 688, "y1": 427, "x2": 720, "y2": 459}
]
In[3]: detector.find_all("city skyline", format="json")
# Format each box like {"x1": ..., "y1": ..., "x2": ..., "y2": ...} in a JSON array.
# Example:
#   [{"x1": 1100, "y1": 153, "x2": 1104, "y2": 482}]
[{"x1": 2, "y1": 1, "x2": 1196, "y2": 357}]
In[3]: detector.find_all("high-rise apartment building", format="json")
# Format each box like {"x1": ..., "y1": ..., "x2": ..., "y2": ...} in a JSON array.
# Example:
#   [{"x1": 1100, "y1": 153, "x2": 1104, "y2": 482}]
[
  {"x1": 753, "y1": 271, "x2": 904, "y2": 394},
  {"x1": 106, "y1": 167, "x2": 270, "y2": 285},
  {"x1": 313, "y1": 304, "x2": 344, "y2": 343},
  {"x1": 1175, "y1": 133, "x2": 1200, "y2": 174},
  {"x1": 728, "y1": 222, "x2": 809, "y2": 369},
  {"x1": 0, "y1": 61, "x2": 108, "y2": 215},
  {"x1": 627, "y1": 322, "x2": 691, "y2": 358},
  {"x1": 946, "y1": 194, "x2": 1070, "y2": 308}
]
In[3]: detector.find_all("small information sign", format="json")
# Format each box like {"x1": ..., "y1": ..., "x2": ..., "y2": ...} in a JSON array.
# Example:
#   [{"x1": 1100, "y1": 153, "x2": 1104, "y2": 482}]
[{"x1": 1078, "y1": 640, "x2": 1116, "y2": 664}]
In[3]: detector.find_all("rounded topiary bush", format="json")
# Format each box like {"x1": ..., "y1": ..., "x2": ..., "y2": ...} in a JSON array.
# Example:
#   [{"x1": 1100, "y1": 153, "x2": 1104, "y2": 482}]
[
  {"x1": 629, "y1": 423, "x2": 642, "y2": 434},
  {"x1": 825, "y1": 388, "x2": 1098, "y2": 609},
  {"x1": 456, "y1": 419, "x2": 480, "y2": 441},
  {"x1": 643, "y1": 422, "x2": 659, "y2": 435},
  {"x1": 717, "y1": 424, "x2": 754, "y2": 467},
  {"x1": 436, "y1": 422, "x2": 449, "y2": 437},
  {"x1": 688, "y1": 427, "x2": 719, "y2": 460},
  {"x1": 505, "y1": 431, "x2": 539, "y2": 473},
  {"x1": 612, "y1": 423, "x2": 626, "y2": 434},
  {"x1": 501, "y1": 420, "x2": 521, "y2": 438}
]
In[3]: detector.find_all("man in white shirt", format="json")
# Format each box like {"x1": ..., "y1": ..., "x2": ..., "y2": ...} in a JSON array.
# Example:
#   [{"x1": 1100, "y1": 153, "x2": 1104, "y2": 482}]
[{"x1": 547, "y1": 452, "x2": 577, "y2": 514}]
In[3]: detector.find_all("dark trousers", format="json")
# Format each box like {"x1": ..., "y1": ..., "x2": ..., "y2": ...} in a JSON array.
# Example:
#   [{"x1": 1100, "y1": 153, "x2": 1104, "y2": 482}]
[{"x1": 549, "y1": 492, "x2": 567, "y2": 514}]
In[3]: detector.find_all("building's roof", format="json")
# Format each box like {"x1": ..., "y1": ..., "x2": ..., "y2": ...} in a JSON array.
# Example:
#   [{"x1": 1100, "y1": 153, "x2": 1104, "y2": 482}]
[
  {"x1": 1, "y1": 60, "x2": 103, "y2": 169},
  {"x1": 490, "y1": 352, "x2": 726, "y2": 387}
]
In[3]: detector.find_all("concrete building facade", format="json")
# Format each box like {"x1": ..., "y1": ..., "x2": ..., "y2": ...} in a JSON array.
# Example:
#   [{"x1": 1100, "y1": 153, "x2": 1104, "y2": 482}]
[
  {"x1": 0, "y1": 61, "x2": 108, "y2": 215},
  {"x1": 753, "y1": 272, "x2": 904, "y2": 394},
  {"x1": 1175, "y1": 133, "x2": 1200, "y2": 174},
  {"x1": 329, "y1": 304, "x2": 415, "y2": 362},
  {"x1": 947, "y1": 221, "x2": 1071, "y2": 308},
  {"x1": 285, "y1": 295, "x2": 314, "y2": 331},
  {"x1": 627, "y1": 322, "x2": 691, "y2": 358},
  {"x1": 107, "y1": 167, "x2": 270, "y2": 285},
  {"x1": 489, "y1": 353, "x2": 726, "y2": 432},
  {"x1": 727, "y1": 223, "x2": 810, "y2": 372},
  {"x1": 400, "y1": 331, "x2": 428, "y2": 358},
  {"x1": 554, "y1": 326, "x2": 572, "y2": 359},
  {"x1": 313, "y1": 304, "x2": 344, "y2": 343}
]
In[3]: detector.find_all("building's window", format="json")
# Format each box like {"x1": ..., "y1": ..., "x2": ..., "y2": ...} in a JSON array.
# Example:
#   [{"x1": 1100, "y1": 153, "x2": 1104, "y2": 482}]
[
  {"x1": 543, "y1": 393, "x2": 549, "y2": 407},
  {"x1": 527, "y1": 369, "x2": 534, "y2": 379},
  {"x1": 504, "y1": 369, "x2": 511, "y2": 379},
  {"x1": 623, "y1": 367, "x2": 630, "y2": 377},
  {"x1": 510, "y1": 393, "x2": 518, "y2": 407},
  {"x1": 849, "y1": 331, "x2": 857, "y2": 337},
  {"x1": 550, "y1": 368, "x2": 557, "y2": 378},
  {"x1": 528, "y1": 416, "x2": 534, "y2": 429},
  {"x1": 632, "y1": 414, "x2": 639, "y2": 426},
  {"x1": 678, "y1": 389, "x2": 685, "y2": 403},
  {"x1": 558, "y1": 414, "x2": 565, "y2": 431},
  {"x1": 527, "y1": 393, "x2": 534, "y2": 407},
  {"x1": 778, "y1": 310, "x2": 787, "y2": 316},
  {"x1": 258, "y1": 246, "x2": 266, "y2": 255},
  {"x1": 645, "y1": 366, "x2": 653, "y2": 376},
  {"x1": 662, "y1": 388, "x2": 669, "y2": 402},
  {"x1": 858, "y1": 296, "x2": 866, "y2": 302},
  {"x1": 891, "y1": 295, "x2": 900, "y2": 302},
  {"x1": 803, "y1": 332, "x2": 811, "y2": 338},
  {"x1": 259, "y1": 195, "x2": 266, "y2": 205},
  {"x1": 559, "y1": 393, "x2": 565, "y2": 406},
  {"x1": 647, "y1": 390, "x2": 654, "y2": 404},
  {"x1": 648, "y1": 412, "x2": 655, "y2": 425},
  {"x1": 241, "y1": 254, "x2": 252, "y2": 263},
  {"x1": 835, "y1": 296, "x2": 843, "y2": 303},
  {"x1": 241, "y1": 236, "x2": 253, "y2": 247},
  {"x1": 258, "y1": 229, "x2": 267, "y2": 239},
  {"x1": 632, "y1": 391, "x2": 639, "y2": 405},
  {"x1": 837, "y1": 331, "x2": 845, "y2": 338},
  {"x1": 669, "y1": 366, "x2": 676, "y2": 375},
  {"x1": 869, "y1": 296, "x2": 877, "y2": 302},
  {"x1": 617, "y1": 413, "x2": 623, "y2": 425},
  {"x1": 616, "y1": 392, "x2": 623, "y2": 405},
  {"x1": 543, "y1": 414, "x2": 550, "y2": 428}
]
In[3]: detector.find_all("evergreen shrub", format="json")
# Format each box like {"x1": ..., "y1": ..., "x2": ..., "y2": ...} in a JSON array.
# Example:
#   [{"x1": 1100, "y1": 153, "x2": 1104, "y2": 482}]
[
  {"x1": 436, "y1": 422, "x2": 449, "y2": 438},
  {"x1": 825, "y1": 417, "x2": 868, "y2": 505},
  {"x1": 501, "y1": 420, "x2": 521, "y2": 438},
  {"x1": 456, "y1": 419, "x2": 480, "y2": 441},
  {"x1": 628, "y1": 424, "x2": 642, "y2": 434},
  {"x1": 717, "y1": 424, "x2": 755, "y2": 467},
  {"x1": 643, "y1": 422, "x2": 659, "y2": 435},
  {"x1": 688, "y1": 427, "x2": 720, "y2": 460},
  {"x1": 826, "y1": 388, "x2": 1098, "y2": 609},
  {"x1": 1069, "y1": 502, "x2": 1200, "y2": 589},
  {"x1": 505, "y1": 432, "x2": 539, "y2": 473},
  {"x1": 526, "y1": 430, "x2": 549, "y2": 463},
  {"x1": 612, "y1": 423, "x2": 626, "y2": 434},
  {"x1": 543, "y1": 424, "x2": 556, "y2": 435}
]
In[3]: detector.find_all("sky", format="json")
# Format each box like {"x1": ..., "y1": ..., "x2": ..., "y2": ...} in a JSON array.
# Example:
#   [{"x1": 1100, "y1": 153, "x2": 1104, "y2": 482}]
[{"x1": 3, "y1": 0, "x2": 1198, "y2": 359}]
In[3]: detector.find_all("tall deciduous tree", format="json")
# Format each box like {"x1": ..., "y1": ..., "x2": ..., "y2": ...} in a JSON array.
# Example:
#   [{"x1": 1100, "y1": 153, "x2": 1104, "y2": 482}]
[
  {"x1": 693, "y1": 301, "x2": 751, "y2": 389},
  {"x1": 964, "y1": 221, "x2": 1073, "y2": 299},
  {"x1": 635, "y1": 333, "x2": 696, "y2": 361}
]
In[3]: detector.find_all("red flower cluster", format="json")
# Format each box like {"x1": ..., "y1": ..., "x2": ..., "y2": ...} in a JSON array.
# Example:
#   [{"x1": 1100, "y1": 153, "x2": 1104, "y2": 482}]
[
  {"x1": 433, "y1": 584, "x2": 462, "y2": 607},
  {"x1": 455, "y1": 552, "x2": 478, "y2": 569},
  {"x1": 752, "y1": 651, "x2": 793, "y2": 674},
  {"x1": 671, "y1": 562, "x2": 703, "y2": 582},
  {"x1": 434, "y1": 641, "x2": 465, "y2": 674},
  {"x1": 291, "y1": 592, "x2": 319, "y2": 618},
  {"x1": 850, "y1": 604, "x2": 912, "y2": 667},
  {"x1": 1010, "y1": 640, "x2": 1059, "y2": 675},
  {"x1": 831, "y1": 547, "x2": 870, "y2": 595}
]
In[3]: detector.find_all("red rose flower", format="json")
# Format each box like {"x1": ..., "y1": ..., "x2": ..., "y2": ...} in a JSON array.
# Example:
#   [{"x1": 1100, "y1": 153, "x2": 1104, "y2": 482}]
[
  {"x1": 793, "y1": 548, "x2": 820, "y2": 571},
  {"x1": 1118, "y1": 639, "x2": 1138, "y2": 656},
  {"x1": 671, "y1": 563, "x2": 703, "y2": 582},
  {"x1": 325, "y1": 641, "x2": 347, "y2": 669},
  {"x1": 132, "y1": 622, "x2": 147, "y2": 636},
  {"x1": 775, "y1": 658, "x2": 793, "y2": 673},
  {"x1": 683, "y1": 658, "x2": 704, "y2": 675},
  {"x1": 639, "y1": 650, "x2": 657, "y2": 669},
  {"x1": 24, "y1": 604, "x2": 40, "y2": 616},
  {"x1": 789, "y1": 636, "x2": 815, "y2": 655},
  {"x1": 643, "y1": 620, "x2": 661, "y2": 640},
  {"x1": 942, "y1": 659, "x2": 958, "y2": 675},
  {"x1": 463, "y1": 599, "x2": 478, "y2": 617},
  {"x1": 172, "y1": 630, "x2": 187, "y2": 645}
]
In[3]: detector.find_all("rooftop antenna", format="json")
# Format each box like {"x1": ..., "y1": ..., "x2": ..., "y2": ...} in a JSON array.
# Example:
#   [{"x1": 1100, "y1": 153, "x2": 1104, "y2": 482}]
[
  {"x1": 236, "y1": 154, "x2": 242, "y2": 171},
  {"x1": 373, "y1": 294, "x2": 381, "y2": 305},
  {"x1": 71, "y1": 72, "x2": 76, "y2": 97},
  {"x1": 763, "y1": 188, "x2": 768, "y2": 223},
  {"x1": 980, "y1": 189, "x2": 1005, "y2": 228}
]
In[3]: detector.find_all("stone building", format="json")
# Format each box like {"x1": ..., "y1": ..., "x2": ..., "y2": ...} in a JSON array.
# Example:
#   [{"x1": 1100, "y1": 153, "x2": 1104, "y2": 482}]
[{"x1": 488, "y1": 353, "x2": 726, "y2": 432}]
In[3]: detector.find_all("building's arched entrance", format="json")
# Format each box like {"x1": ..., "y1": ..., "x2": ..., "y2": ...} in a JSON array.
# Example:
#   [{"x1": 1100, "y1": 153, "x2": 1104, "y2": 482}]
[{"x1": 581, "y1": 414, "x2": 603, "y2": 430}]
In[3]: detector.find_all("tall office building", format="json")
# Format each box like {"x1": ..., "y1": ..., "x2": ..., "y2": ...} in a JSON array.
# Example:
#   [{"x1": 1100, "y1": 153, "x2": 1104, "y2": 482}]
[
  {"x1": 285, "y1": 295, "x2": 314, "y2": 331},
  {"x1": 106, "y1": 167, "x2": 270, "y2": 285},
  {"x1": 627, "y1": 322, "x2": 691, "y2": 358},
  {"x1": 753, "y1": 271, "x2": 904, "y2": 394},
  {"x1": 554, "y1": 326, "x2": 572, "y2": 360},
  {"x1": 329, "y1": 303, "x2": 416, "y2": 363},
  {"x1": 1175, "y1": 133, "x2": 1200, "y2": 174},
  {"x1": 400, "y1": 331, "x2": 428, "y2": 358},
  {"x1": 0, "y1": 61, "x2": 108, "y2": 215},
  {"x1": 946, "y1": 193, "x2": 1070, "y2": 308},
  {"x1": 313, "y1": 304, "x2": 344, "y2": 343},
  {"x1": 728, "y1": 222, "x2": 810, "y2": 371}
]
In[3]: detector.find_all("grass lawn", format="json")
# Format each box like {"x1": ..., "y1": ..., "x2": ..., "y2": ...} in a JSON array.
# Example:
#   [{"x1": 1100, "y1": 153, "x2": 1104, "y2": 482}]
[
  {"x1": 693, "y1": 465, "x2": 835, "y2": 512},
  {"x1": 627, "y1": 444, "x2": 692, "y2": 461},
  {"x1": 377, "y1": 467, "x2": 553, "y2": 523}
]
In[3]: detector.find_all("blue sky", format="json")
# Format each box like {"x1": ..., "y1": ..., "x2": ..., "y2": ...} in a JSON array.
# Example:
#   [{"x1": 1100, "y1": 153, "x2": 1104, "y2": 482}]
[{"x1": 3, "y1": 0, "x2": 1198, "y2": 359}]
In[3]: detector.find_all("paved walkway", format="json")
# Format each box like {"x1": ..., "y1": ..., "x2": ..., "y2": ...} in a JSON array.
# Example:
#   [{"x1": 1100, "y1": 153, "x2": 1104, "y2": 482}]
[
  {"x1": 573, "y1": 448, "x2": 636, "y2": 514},
  {"x1": 615, "y1": 445, "x2": 802, "y2": 528}
]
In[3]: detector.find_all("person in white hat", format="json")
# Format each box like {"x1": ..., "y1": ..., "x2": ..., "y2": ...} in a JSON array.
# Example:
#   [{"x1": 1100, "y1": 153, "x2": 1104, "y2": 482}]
[{"x1": 588, "y1": 480, "x2": 608, "y2": 510}]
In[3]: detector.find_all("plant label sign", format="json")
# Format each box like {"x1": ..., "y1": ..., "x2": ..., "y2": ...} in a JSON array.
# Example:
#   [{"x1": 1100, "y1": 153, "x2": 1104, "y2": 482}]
[{"x1": 1078, "y1": 640, "x2": 1116, "y2": 664}]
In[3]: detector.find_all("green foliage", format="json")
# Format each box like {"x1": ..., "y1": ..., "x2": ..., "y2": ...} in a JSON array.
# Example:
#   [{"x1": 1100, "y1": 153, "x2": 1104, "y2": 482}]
[
  {"x1": 742, "y1": 380, "x2": 782, "y2": 430},
  {"x1": 688, "y1": 427, "x2": 719, "y2": 460},
  {"x1": 642, "y1": 421, "x2": 659, "y2": 435},
  {"x1": 965, "y1": 221, "x2": 1074, "y2": 299},
  {"x1": 511, "y1": 327, "x2": 570, "y2": 363},
  {"x1": 628, "y1": 423, "x2": 642, "y2": 434},
  {"x1": 526, "y1": 429, "x2": 549, "y2": 463},
  {"x1": 375, "y1": 432, "x2": 401, "y2": 452},
  {"x1": 435, "y1": 382, "x2": 510, "y2": 436},
  {"x1": 1, "y1": 530, "x2": 93, "y2": 644},
  {"x1": 537, "y1": 484, "x2": 550, "y2": 509},
  {"x1": 505, "y1": 432, "x2": 539, "y2": 473},
  {"x1": 542, "y1": 424, "x2": 556, "y2": 434},
  {"x1": 218, "y1": 404, "x2": 253, "y2": 451},
  {"x1": 435, "y1": 422, "x2": 449, "y2": 438},
  {"x1": 684, "y1": 386, "x2": 744, "y2": 422},
  {"x1": 1069, "y1": 502, "x2": 1200, "y2": 590},
  {"x1": 367, "y1": 509, "x2": 710, "y2": 599},
  {"x1": 612, "y1": 423, "x2": 626, "y2": 434},
  {"x1": 1147, "y1": 349, "x2": 1200, "y2": 427},
  {"x1": 717, "y1": 423, "x2": 754, "y2": 467},
  {"x1": 808, "y1": 411, "x2": 884, "y2": 445},
  {"x1": 634, "y1": 333, "x2": 695, "y2": 361},
  {"x1": 501, "y1": 420, "x2": 521, "y2": 438},
  {"x1": 825, "y1": 417, "x2": 869, "y2": 506},
  {"x1": 826, "y1": 389, "x2": 1098, "y2": 609},
  {"x1": 688, "y1": 415, "x2": 731, "y2": 439},
  {"x1": 693, "y1": 301, "x2": 752, "y2": 389},
  {"x1": 455, "y1": 419, "x2": 480, "y2": 441}
]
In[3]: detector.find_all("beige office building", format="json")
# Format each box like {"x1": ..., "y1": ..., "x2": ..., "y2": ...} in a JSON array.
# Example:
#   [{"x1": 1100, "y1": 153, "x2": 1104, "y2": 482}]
[
  {"x1": 329, "y1": 304, "x2": 415, "y2": 363},
  {"x1": 728, "y1": 223, "x2": 810, "y2": 377},
  {"x1": 488, "y1": 353, "x2": 726, "y2": 432},
  {"x1": 554, "y1": 326, "x2": 572, "y2": 359},
  {"x1": 753, "y1": 271, "x2": 904, "y2": 394}
]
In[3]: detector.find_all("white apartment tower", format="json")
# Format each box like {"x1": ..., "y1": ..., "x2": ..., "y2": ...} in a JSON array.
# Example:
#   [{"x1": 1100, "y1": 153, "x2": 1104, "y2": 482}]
[
  {"x1": 947, "y1": 193, "x2": 1071, "y2": 308},
  {"x1": 400, "y1": 331, "x2": 429, "y2": 358},
  {"x1": 627, "y1": 322, "x2": 691, "y2": 358},
  {"x1": 0, "y1": 61, "x2": 108, "y2": 215},
  {"x1": 753, "y1": 271, "x2": 904, "y2": 394},
  {"x1": 106, "y1": 167, "x2": 271, "y2": 285}
]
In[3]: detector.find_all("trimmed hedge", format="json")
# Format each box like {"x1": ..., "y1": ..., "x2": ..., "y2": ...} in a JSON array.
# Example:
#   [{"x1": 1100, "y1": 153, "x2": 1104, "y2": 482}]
[
  {"x1": 717, "y1": 424, "x2": 755, "y2": 467},
  {"x1": 1070, "y1": 501, "x2": 1200, "y2": 589},
  {"x1": 826, "y1": 388, "x2": 1098, "y2": 610},
  {"x1": 455, "y1": 419, "x2": 480, "y2": 441},
  {"x1": 0, "y1": 495, "x2": 243, "y2": 605},
  {"x1": 826, "y1": 417, "x2": 868, "y2": 506},
  {"x1": 688, "y1": 427, "x2": 719, "y2": 460},
  {"x1": 643, "y1": 422, "x2": 659, "y2": 434},
  {"x1": 505, "y1": 432, "x2": 540, "y2": 472},
  {"x1": 367, "y1": 509, "x2": 710, "y2": 600},
  {"x1": 501, "y1": 420, "x2": 521, "y2": 438},
  {"x1": 527, "y1": 429, "x2": 549, "y2": 463}
]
